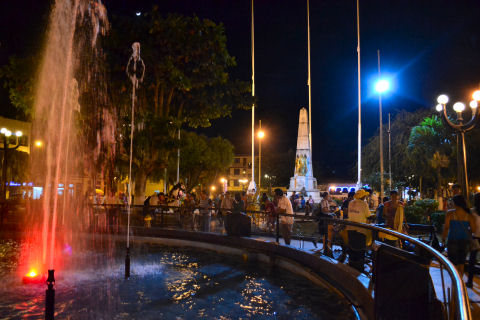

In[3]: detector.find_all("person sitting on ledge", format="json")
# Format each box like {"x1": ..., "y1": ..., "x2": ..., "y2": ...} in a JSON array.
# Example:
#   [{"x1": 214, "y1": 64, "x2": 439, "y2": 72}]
[{"x1": 224, "y1": 193, "x2": 251, "y2": 237}]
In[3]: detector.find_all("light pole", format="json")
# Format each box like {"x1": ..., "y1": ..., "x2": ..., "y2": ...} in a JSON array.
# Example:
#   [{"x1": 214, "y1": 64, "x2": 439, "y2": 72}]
[
  {"x1": 436, "y1": 92, "x2": 479, "y2": 203},
  {"x1": 374, "y1": 57, "x2": 390, "y2": 200},
  {"x1": 257, "y1": 120, "x2": 265, "y2": 192},
  {"x1": 355, "y1": 0, "x2": 362, "y2": 190},
  {"x1": 387, "y1": 113, "x2": 392, "y2": 190}
]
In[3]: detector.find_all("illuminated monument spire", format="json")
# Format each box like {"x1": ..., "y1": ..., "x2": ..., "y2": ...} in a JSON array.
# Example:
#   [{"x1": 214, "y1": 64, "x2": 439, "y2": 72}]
[{"x1": 288, "y1": 108, "x2": 320, "y2": 202}]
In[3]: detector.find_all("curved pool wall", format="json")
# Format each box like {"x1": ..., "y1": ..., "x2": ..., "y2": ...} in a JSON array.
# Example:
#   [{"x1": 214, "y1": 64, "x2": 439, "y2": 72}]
[{"x1": 130, "y1": 227, "x2": 373, "y2": 319}]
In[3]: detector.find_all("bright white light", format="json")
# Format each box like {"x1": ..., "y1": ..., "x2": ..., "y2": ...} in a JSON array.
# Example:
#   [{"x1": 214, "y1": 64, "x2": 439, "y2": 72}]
[
  {"x1": 437, "y1": 94, "x2": 449, "y2": 104},
  {"x1": 15, "y1": 131, "x2": 22, "y2": 137},
  {"x1": 136, "y1": 12, "x2": 141, "y2": 16},
  {"x1": 435, "y1": 104, "x2": 443, "y2": 112},
  {"x1": 473, "y1": 90, "x2": 480, "y2": 101},
  {"x1": 469, "y1": 100, "x2": 478, "y2": 109},
  {"x1": 375, "y1": 79, "x2": 390, "y2": 93},
  {"x1": 0, "y1": 128, "x2": 6, "y2": 134},
  {"x1": 5, "y1": 130, "x2": 11, "y2": 137},
  {"x1": 453, "y1": 102, "x2": 465, "y2": 113},
  {"x1": 257, "y1": 130, "x2": 265, "y2": 139}
]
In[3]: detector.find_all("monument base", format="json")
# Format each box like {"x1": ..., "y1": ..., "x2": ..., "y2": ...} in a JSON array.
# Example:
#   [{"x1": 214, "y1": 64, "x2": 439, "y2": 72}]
[{"x1": 287, "y1": 176, "x2": 321, "y2": 203}]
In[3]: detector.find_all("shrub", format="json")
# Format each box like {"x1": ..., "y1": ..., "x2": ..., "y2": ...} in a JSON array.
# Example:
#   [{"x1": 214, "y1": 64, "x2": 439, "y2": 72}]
[
  {"x1": 431, "y1": 211, "x2": 445, "y2": 232},
  {"x1": 405, "y1": 204, "x2": 428, "y2": 224}
]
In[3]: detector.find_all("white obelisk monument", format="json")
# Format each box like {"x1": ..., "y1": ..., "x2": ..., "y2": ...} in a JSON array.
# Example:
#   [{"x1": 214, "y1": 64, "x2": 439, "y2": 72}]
[{"x1": 288, "y1": 108, "x2": 321, "y2": 202}]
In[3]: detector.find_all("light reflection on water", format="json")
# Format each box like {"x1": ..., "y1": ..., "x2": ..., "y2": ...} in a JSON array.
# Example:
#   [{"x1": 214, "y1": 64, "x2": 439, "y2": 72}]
[{"x1": 0, "y1": 241, "x2": 356, "y2": 319}]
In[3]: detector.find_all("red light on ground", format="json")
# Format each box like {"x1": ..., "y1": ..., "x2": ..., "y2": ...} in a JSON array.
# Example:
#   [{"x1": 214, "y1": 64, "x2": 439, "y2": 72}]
[
  {"x1": 22, "y1": 268, "x2": 45, "y2": 284},
  {"x1": 27, "y1": 269, "x2": 38, "y2": 277}
]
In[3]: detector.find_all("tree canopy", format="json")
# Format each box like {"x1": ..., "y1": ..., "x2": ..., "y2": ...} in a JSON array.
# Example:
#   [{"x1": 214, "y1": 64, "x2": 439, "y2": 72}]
[
  {"x1": 106, "y1": 9, "x2": 252, "y2": 200},
  {"x1": 169, "y1": 131, "x2": 234, "y2": 192}
]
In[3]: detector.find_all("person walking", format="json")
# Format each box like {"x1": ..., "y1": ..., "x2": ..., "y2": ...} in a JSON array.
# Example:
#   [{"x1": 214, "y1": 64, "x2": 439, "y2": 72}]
[
  {"x1": 467, "y1": 192, "x2": 480, "y2": 288},
  {"x1": 443, "y1": 194, "x2": 476, "y2": 275},
  {"x1": 375, "y1": 196, "x2": 389, "y2": 224},
  {"x1": 219, "y1": 191, "x2": 234, "y2": 225},
  {"x1": 341, "y1": 191, "x2": 356, "y2": 220},
  {"x1": 198, "y1": 191, "x2": 211, "y2": 232},
  {"x1": 274, "y1": 188, "x2": 294, "y2": 245}
]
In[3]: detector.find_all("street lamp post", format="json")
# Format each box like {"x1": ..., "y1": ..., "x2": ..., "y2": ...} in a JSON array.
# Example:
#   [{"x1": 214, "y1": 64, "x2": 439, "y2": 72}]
[
  {"x1": 257, "y1": 120, "x2": 265, "y2": 192},
  {"x1": 436, "y1": 92, "x2": 479, "y2": 203},
  {"x1": 374, "y1": 51, "x2": 390, "y2": 200},
  {"x1": 387, "y1": 113, "x2": 392, "y2": 190}
]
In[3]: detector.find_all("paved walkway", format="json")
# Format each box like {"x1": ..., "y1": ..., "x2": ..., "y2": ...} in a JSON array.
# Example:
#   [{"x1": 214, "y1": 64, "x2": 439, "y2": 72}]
[{"x1": 251, "y1": 235, "x2": 480, "y2": 318}]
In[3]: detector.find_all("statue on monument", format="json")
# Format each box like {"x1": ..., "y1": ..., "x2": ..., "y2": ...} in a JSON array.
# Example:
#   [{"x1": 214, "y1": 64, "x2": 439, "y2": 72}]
[
  {"x1": 295, "y1": 154, "x2": 308, "y2": 176},
  {"x1": 288, "y1": 108, "x2": 321, "y2": 202}
]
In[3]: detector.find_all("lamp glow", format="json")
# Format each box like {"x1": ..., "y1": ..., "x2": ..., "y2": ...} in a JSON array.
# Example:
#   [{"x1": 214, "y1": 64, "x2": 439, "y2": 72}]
[
  {"x1": 0, "y1": 128, "x2": 6, "y2": 134},
  {"x1": 4, "y1": 130, "x2": 11, "y2": 137},
  {"x1": 435, "y1": 104, "x2": 443, "y2": 112},
  {"x1": 437, "y1": 94, "x2": 449, "y2": 104},
  {"x1": 257, "y1": 130, "x2": 265, "y2": 139},
  {"x1": 15, "y1": 131, "x2": 22, "y2": 137},
  {"x1": 210, "y1": 185, "x2": 216, "y2": 191},
  {"x1": 375, "y1": 79, "x2": 390, "y2": 93},
  {"x1": 453, "y1": 102, "x2": 465, "y2": 113},
  {"x1": 34, "y1": 140, "x2": 43, "y2": 147},
  {"x1": 470, "y1": 100, "x2": 478, "y2": 109},
  {"x1": 220, "y1": 178, "x2": 226, "y2": 183},
  {"x1": 27, "y1": 269, "x2": 38, "y2": 278},
  {"x1": 473, "y1": 90, "x2": 480, "y2": 101}
]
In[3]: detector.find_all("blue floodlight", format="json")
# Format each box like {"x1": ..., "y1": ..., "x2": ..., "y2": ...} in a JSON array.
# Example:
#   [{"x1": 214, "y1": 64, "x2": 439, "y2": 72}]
[{"x1": 375, "y1": 79, "x2": 390, "y2": 93}]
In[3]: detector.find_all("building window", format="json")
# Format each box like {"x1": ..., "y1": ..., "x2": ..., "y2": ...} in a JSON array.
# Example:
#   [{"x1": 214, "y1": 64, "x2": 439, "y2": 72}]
[
  {"x1": 234, "y1": 157, "x2": 240, "y2": 164},
  {"x1": 234, "y1": 180, "x2": 239, "y2": 187},
  {"x1": 243, "y1": 158, "x2": 246, "y2": 166},
  {"x1": 234, "y1": 168, "x2": 240, "y2": 175}
]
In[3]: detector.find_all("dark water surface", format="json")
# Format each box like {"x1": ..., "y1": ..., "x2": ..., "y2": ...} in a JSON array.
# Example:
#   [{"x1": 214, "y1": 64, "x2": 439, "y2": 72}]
[{"x1": 0, "y1": 239, "x2": 355, "y2": 319}]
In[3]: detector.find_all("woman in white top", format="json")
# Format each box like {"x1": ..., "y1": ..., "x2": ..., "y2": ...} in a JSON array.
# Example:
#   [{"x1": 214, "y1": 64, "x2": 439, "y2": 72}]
[{"x1": 467, "y1": 193, "x2": 480, "y2": 288}]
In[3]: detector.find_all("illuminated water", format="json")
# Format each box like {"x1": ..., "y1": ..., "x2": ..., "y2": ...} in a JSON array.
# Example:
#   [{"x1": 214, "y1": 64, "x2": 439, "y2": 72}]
[{"x1": 0, "y1": 240, "x2": 356, "y2": 319}]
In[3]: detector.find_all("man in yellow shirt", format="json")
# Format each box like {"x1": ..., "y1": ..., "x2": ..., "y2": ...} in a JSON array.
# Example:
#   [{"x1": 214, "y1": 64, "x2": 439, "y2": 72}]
[{"x1": 348, "y1": 189, "x2": 373, "y2": 227}]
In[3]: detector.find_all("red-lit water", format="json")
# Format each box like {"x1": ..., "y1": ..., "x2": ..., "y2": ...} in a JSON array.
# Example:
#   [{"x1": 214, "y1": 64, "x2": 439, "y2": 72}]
[{"x1": 22, "y1": 0, "x2": 113, "y2": 278}]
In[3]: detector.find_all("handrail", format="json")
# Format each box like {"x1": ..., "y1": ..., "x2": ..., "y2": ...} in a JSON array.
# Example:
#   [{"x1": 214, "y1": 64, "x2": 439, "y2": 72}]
[{"x1": 318, "y1": 217, "x2": 471, "y2": 320}]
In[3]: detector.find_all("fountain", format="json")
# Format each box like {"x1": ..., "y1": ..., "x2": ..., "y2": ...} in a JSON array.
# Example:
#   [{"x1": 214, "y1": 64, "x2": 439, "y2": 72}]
[
  {"x1": 0, "y1": 1, "x2": 360, "y2": 318},
  {"x1": 20, "y1": 0, "x2": 112, "y2": 289}
]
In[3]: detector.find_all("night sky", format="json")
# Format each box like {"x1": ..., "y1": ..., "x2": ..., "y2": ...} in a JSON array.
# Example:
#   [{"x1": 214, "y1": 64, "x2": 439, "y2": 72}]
[{"x1": 2, "y1": 0, "x2": 480, "y2": 180}]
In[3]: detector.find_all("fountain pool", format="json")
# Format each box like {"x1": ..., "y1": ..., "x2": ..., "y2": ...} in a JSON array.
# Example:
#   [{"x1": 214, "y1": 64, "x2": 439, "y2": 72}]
[{"x1": 0, "y1": 239, "x2": 356, "y2": 319}]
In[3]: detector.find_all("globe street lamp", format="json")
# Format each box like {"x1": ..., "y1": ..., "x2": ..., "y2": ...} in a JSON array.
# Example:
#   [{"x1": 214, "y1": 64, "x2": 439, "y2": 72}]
[
  {"x1": 436, "y1": 92, "x2": 479, "y2": 202},
  {"x1": 374, "y1": 52, "x2": 391, "y2": 201}
]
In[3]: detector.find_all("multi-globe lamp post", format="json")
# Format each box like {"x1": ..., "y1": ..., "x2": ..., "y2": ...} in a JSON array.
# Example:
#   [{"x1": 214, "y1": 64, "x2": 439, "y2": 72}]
[
  {"x1": 0, "y1": 128, "x2": 23, "y2": 201},
  {"x1": 435, "y1": 92, "x2": 479, "y2": 202}
]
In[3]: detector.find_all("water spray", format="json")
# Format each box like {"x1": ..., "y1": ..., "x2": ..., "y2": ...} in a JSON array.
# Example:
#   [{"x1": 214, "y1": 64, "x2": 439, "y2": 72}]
[
  {"x1": 125, "y1": 42, "x2": 145, "y2": 279},
  {"x1": 45, "y1": 269, "x2": 55, "y2": 320}
]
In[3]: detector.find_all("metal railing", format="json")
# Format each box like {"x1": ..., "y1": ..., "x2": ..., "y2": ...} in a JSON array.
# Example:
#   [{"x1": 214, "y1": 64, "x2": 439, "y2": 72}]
[{"x1": 91, "y1": 204, "x2": 470, "y2": 320}]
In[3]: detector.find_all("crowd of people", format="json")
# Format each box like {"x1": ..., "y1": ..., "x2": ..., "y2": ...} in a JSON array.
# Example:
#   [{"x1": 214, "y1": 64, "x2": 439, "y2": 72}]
[{"x1": 107, "y1": 182, "x2": 480, "y2": 287}]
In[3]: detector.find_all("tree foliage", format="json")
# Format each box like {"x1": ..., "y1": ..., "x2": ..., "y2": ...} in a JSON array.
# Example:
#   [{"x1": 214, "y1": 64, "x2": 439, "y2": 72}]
[
  {"x1": 0, "y1": 55, "x2": 38, "y2": 120},
  {"x1": 362, "y1": 109, "x2": 431, "y2": 190},
  {"x1": 106, "y1": 9, "x2": 252, "y2": 200},
  {"x1": 407, "y1": 114, "x2": 454, "y2": 194},
  {"x1": 168, "y1": 131, "x2": 234, "y2": 192}
]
